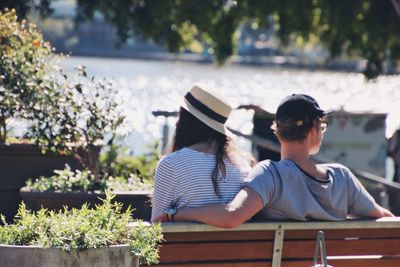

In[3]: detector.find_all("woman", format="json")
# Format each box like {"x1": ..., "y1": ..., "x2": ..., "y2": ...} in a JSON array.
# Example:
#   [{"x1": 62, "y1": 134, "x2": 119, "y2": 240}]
[{"x1": 151, "y1": 85, "x2": 252, "y2": 222}]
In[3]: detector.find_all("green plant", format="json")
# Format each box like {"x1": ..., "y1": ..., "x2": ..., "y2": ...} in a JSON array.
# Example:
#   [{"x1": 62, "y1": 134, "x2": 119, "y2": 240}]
[
  {"x1": 106, "y1": 176, "x2": 153, "y2": 192},
  {"x1": 100, "y1": 142, "x2": 161, "y2": 183},
  {"x1": 28, "y1": 65, "x2": 125, "y2": 179},
  {"x1": 25, "y1": 165, "x2": 153, "y2": 192},
  {"x1": 0, "y1": 193, "x2": 163, "y2": 265},
  {"x1": 1, "y1": 9, "x2": 125, "y2": 181},
  {"x1": 0, "y1": 9, "x2": 57, "y2": 143},
  {"x1": 25, "y1": 166, "x2": 106, "y2": 192}
]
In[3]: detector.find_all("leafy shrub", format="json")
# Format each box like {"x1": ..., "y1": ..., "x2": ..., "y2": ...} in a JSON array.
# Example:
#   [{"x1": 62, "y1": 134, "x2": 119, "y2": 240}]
[
  {"x1": 100, "y1": 142, "x2": 160, "y2": 183},
  {"x1": 1, "y1": 10, "x2": 125, "y2": 180},
  {"x1": 28, "y1": 65, "x2": 125, "y2": 179},
  {"x1": 0, "y1": 9, "x2": 57, "y2": 143},
  {"x1": 0, "y1": 194, "x2": 163, "y2": 265},
  {"x1": 25, "y1": 166, "x2": 106, "y2": 192},
  {"x1": 25, "y1": 165, "x2": 152, "y2": 192},
  {"x1": 106, "y1": 175, "x2": 153, "y2": 192}
]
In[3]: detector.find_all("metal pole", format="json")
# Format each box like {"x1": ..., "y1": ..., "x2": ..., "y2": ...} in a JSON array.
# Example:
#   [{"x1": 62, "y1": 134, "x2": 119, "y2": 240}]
[
  {"x1": 152, "y1": 110, "x2": 179, "y2": 154},
  {"x1": 312, "y1": 231, "x2": 332, "y2": 267}
]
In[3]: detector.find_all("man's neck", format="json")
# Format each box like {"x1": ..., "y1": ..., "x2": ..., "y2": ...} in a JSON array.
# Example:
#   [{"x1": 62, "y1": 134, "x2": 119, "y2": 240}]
[
  {"x1": 280, "y1": 142, "x2": 328, "y2": 180},
  {"x1": 280, "y1": 142, "x2": 313, "y2": 167}
]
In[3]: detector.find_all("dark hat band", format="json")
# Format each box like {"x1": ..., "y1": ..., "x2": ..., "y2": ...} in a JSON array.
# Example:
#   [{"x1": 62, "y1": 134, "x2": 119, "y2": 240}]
[{"x1": 184, "y1": 92, "x2": 227, "y2": 124}]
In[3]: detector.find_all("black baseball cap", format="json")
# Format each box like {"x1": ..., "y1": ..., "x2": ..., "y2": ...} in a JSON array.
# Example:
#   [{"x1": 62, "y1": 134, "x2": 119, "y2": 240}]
[{"x1": 276, "y1": 94, "x2": 328, "y2": 121}]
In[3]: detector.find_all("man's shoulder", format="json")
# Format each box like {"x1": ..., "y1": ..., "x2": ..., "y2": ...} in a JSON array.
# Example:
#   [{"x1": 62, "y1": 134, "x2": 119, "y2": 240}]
[
  {"x1": 246, "y1": 160, "x2": 275, "y2": 182},
  {"x1": 256, "y1": 159, "x2": 287, "y2": 167},
  {"x1": 320, "y1": 162, "x2": 350, "y2": 170},
  {"x1": 251, "y1": 159, "x2": 296, "y2": 179},
  {"x1": 256, "y1": 159, "x2": 273, "y2": 167},
  {"x1": 319, "y1": 162, "x2": 352, "y2": 178},
  {"x1": 255, "y1": 159, "x2": 282, "y2": 172}
]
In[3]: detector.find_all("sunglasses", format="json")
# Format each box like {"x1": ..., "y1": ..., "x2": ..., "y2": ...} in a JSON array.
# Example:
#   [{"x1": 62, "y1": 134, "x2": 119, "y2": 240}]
[
  {"x1": 320, "y1": 122, "x2": 328, "y2": 133},
  {"x1": 319, "y1": 119, "x2": 329, "y2": 133}
]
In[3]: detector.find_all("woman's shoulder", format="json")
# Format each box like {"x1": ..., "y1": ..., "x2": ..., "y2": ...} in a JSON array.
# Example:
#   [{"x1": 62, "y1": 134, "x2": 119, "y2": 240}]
[
  {"x1": 162, "y1": 147, "x2": 212, "y2": 162},
  {"x1": 156, "y1": 149, "x2": 194, "y2": 175}
]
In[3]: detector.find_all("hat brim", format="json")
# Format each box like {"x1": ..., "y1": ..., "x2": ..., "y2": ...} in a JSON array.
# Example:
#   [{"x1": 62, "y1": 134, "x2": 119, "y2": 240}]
[{"x1": 180, "y1": 98, "x2": 233, "y2": 138}]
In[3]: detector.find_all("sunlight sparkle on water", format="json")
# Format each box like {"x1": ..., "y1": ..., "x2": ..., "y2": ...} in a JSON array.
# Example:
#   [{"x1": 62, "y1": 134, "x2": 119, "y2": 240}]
[{"x1": 62, "y1": 57, "x2": 400, "y2": 154}]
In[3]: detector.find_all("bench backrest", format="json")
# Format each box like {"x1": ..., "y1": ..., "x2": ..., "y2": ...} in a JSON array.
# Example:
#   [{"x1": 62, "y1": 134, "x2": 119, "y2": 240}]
[{"x1": 146, "y1": 220, "x2": 400, "y2": 267}]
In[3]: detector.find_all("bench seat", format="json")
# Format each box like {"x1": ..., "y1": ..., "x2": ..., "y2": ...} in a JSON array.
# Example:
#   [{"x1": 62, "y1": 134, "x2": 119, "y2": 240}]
[{"x1": 145, "y1": 219, "x2": 400, "y2": 267}]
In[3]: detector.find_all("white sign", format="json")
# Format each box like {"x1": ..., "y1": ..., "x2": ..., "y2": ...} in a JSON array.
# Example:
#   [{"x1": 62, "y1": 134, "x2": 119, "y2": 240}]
[{"x1": 319, "y1": 112, "x2": 387, "y2": 177}]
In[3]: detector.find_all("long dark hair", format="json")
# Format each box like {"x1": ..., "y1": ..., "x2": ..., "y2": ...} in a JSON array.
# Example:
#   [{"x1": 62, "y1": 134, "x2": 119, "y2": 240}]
[{"x1": 171, "y1": 107, "x2": 233, "y2": 197}]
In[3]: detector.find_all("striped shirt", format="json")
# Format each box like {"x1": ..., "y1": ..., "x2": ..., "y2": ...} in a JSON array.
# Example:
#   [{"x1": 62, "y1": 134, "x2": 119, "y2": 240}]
[{"x1": 151, "y1": 147, "x2": 251, "y2": 221}]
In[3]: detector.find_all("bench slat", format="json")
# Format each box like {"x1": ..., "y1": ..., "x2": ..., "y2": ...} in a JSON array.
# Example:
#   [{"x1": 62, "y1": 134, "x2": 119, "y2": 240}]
[
  {"x1": 163, "y1": 228, "x2": 400, "y2": 242},
  {"x1": 163, "y1": 230, "x2": 275, "y2": 242},
  {"x1": 283, "y1": 238, "x2": 400, "y2": 258},
  {"x1": 281, "y1": 257, "x2": 400, "y2": 267},
  {"x1": 157, "y1": 238, "x2": 400, "y2": 263},
  {"x1": 149, "y1": 263, "x2": 269, "y2": 267},
  {"x1": 284, "y1": 228, "x2": 400, "y2": 239},
  {"x1": 143, "y1": 258, "x2": 400, "y2": 267},
  {"x1": 159, "y1": 241, "x2": 273, "y2": 262}
]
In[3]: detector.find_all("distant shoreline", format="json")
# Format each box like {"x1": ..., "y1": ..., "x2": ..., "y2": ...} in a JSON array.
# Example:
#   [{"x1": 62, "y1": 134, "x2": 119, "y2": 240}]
[{"x1": 59, "y1": 49, "x2": 375, "y2": 75}]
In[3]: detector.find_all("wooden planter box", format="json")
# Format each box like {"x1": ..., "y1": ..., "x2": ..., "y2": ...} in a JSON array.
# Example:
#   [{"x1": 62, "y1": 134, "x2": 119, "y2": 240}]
[
  {"x1": 20, "y1": 190, "x2": 152, "y2": 221},
  {"x1": 0, "y1": 144, "x2": 81, "y2": 221},
  {"x1": 0, "y1": 244, "x2": 138, "y2": 267}
]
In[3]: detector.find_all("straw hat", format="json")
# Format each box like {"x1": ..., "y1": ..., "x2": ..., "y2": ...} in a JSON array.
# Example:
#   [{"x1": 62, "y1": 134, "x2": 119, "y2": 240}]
[{"x1": 180, "y1": 85, "x2": 232, "y2": 136}]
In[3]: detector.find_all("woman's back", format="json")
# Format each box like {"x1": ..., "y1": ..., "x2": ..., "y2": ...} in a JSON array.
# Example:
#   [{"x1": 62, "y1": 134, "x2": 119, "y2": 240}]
[{"x1": 151, "y1": 147, "x2": 250, "y2": 221}]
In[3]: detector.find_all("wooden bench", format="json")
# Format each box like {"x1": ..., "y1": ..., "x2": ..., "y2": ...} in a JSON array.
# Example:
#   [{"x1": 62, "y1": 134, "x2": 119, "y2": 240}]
[{"x1": 146, "y1": 219, "x2": 400, "y2": 267}]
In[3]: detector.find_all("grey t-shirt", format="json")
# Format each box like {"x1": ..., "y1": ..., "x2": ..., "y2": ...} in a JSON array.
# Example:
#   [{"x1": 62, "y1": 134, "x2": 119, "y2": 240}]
[{"x1": 244, "y1": 159, "x2": 376, "y2": 221}]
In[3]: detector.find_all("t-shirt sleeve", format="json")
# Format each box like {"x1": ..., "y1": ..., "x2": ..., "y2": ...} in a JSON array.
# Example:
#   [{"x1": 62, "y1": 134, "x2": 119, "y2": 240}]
[
  {"x1": 243, "y1": 161, "x2": 275, "y2": 206},
  {"x1": 151, "y1": 156, "x2": 177, "y2": 221},
  {"x1": 346, "y1": 168, "x2": 376, "y2": 216}
]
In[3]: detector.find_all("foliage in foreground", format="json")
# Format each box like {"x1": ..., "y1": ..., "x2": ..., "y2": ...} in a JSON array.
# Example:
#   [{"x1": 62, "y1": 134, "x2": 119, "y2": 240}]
[{"x1": 0, "y1": 194, "x2": 163, "y2": 265}]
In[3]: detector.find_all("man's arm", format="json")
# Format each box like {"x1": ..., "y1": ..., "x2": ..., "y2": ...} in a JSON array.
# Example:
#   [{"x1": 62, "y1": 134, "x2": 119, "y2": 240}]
[
  {"x1": 346, "y1": 168, "x2": 395, "y2": 218},
  {"x1": 369, "y1": 203, "x2": 395, "y2": 218},
  {"x1": 154, "y1": 187, "x2": 264, "y2": 228}
]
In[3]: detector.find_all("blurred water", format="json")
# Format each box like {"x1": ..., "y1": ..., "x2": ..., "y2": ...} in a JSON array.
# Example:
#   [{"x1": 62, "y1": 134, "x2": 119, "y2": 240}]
[{"x1": 62, "y1": 56, "x2": 400, "y2": 155}]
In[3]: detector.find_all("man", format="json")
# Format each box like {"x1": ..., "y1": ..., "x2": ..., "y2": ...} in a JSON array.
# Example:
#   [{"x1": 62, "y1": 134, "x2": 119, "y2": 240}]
[{"x1": 157, "y1": 94, "x2": 394, "y2": 227}]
